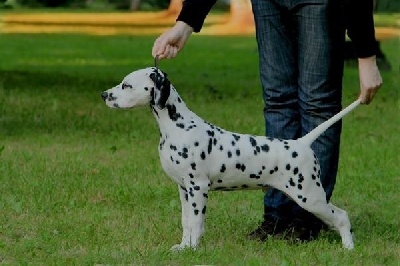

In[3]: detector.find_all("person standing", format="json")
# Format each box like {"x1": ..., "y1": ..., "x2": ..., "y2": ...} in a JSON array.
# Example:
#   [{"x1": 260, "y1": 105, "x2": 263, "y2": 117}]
[{"x1": 152, "y1": 0, "x2": 382, "y2": 242}]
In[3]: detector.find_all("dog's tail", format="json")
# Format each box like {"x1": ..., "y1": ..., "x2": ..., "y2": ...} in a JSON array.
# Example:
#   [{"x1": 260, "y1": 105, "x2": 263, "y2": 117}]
[{"x1": 299, "y1": 99, "x2": 361, "y2": 146}]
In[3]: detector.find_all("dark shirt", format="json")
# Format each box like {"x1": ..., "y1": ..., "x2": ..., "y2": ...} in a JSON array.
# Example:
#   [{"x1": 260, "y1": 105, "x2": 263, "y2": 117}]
[{"x1": 176, "y1": 0, "x2": 377, "y2": 58}]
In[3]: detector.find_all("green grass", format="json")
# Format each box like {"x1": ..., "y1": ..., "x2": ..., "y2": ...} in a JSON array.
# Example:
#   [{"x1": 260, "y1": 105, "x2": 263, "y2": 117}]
[{"x1": 0, "y1": 33, "x2": 399, "y2": 265}]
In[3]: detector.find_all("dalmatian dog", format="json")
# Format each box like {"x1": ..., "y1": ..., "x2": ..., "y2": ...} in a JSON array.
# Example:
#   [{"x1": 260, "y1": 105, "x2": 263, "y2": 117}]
[{"x1": 101, "y1": 67, "x2": 360, "y2": 251}]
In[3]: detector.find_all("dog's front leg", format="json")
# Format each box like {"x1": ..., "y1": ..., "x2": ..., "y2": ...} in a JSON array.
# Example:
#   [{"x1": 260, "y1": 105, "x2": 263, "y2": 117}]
[
  {"x1": 171, "y1": 181, "x2": 209, "y2": 251},
  {"x1": 171, "y1": 185, "x2": 190, "y2": 251}
]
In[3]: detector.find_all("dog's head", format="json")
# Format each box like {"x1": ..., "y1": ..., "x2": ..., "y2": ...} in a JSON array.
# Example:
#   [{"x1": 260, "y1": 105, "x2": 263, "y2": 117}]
[{"x1": 101, "y1": 67, "x2": 170, "y2": 109}]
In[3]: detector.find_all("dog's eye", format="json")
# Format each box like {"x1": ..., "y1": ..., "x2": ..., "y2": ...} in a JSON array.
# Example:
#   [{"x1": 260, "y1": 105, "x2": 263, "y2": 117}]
[{"x1": 122, "y1": 83, "x2": 132, "y2": 90}]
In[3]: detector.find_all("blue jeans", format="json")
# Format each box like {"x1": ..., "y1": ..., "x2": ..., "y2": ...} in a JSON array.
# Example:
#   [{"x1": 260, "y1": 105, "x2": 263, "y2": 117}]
[{"x1": 251, "y1": 0, "x2": 345, "y2": 224}]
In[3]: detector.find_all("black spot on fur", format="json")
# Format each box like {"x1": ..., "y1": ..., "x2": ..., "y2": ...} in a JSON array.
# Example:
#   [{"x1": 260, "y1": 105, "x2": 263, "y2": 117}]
[
  {"x1": 189, "y1": 189, "x2": 194, "y2": 197},
  {"x1": 170, "y1": 145, "x2": 177, "y2": 151},
  {"x1": 202, "y1": 206, "x2": 207, "y2": 214},
  {"x1": 242, "y1": 184, "x2": 249, "y2": 189},
  {"x1": 194, "y1": 141, "x2": 199, "y2": 146},
  {"x1": 293, "y1": 167, "x2": 299, "y2": 175},
  {"x1": 286, "y1": 164, "x2": 291, "y2": 171},
  {"x1": 200, "y1": 151, "x2": 206, "y2": 160},
  {"x1": 289, "y1": 178, "x2": 296, "y2": 186},
  {"x1": 261, "y1": 144, "x2": 270, "y2": 152},
  {"x1": 236, "y1": 149, "x2": 241, "y2": 156},
  {"x1": 208, "y1": 139, "x2": 213, "y2": 154},
  {"x1": 292, "y1": 151, "x2": 298, "y2": 158},
  {"x1": 249, "y1": 174, "x2": 260, "y2": 179},
  {"x1": 220, "y1": 164, "x2": 226, "y2": 173},
  {"x1": 232, "y1": 134, "x2": 240, "y2": 141},
  {"x1": 206, "y1": 130, "x2": 215, "y2": 137},
  {"x1": 176, "y1": 123, "x2": 185, "y2": 129},
  {"x1": 302, "y1": 198, "x2": 307, "y2": 203},
  {"x1": 203, "y1": 193, "x2": 208, "y2": 198},
  {"x1": 311, "y1": 174, "x2": 316, "y2": 180},
  {"x1": 249, "y1": 137, "x2": 257, "y2": 146},
  {"x1": 193, "y1": 186, "x2": 200, "y2": 191},
  {"x1": 151, "y1": 106, "x2": 159, "y2": 117},
  {"x1": 316, "y1": 182, "x2": 321, "y2": 187},
  {"x1": 191, "y1": 163, "x2": 196, "y2": 170},
  {"x1": 297, "y1": 184, "x2": 302, "y2": 190},
  {"x1": 166, "y1": 104, "x2": 182, "y2": 121},
  {"x1": 227, "y1": 151, "x2": 232, "y2": 158},
  {"x1": 194, "y1": 209, "x2": 199, "y2": 215},
  {"x1": 235, "y1": 164, "x2": 246, "y2": 172}
]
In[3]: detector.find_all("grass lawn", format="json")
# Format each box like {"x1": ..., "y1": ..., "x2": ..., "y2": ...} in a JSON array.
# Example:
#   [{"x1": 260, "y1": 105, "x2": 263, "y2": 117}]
[{"x1": 0, "y1": 33, "x2": 399, "y2": 265}]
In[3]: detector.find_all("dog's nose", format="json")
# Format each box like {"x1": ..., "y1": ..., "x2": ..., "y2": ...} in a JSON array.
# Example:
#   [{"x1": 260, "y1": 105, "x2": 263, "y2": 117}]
[{"x1": 101, "y1": 91, "x2": 108, "y2": 101}]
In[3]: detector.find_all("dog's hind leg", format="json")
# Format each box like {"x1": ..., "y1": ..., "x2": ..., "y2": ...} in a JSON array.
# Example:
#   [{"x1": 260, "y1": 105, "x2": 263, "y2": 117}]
[
  {"x1": 297, "y1": 198, "x2": 354, "y2": 250},
  {"x1": 326, "y1": 203, "x2": 354, "y2": 249}
]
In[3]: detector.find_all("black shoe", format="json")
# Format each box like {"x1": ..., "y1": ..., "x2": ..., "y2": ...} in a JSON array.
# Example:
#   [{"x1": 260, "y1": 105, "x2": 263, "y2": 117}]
[
  {"x1": 248, "y1": 217, "x2": 289, "y2": 241},
  {"x1": 281, "y1": 219, "x2": 322, "y2": 243}
]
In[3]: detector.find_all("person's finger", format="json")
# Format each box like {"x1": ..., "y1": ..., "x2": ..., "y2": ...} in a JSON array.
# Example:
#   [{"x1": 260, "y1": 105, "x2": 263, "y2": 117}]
[
  {"x1": 152, "y1": 38, "x2": 162, "y2": 57},
  {"x1": 358, "y1": 94, "x2": 366, "y2": 104},
  {"x1": 152, "y1": 36, "x2": 169, "y2": 58},
  {"x1": 167, "y1": 46, "x2": 178, "y2": 59},
  {"x1": 164, "y1": 45, "x2": 179, "y2": 59}
]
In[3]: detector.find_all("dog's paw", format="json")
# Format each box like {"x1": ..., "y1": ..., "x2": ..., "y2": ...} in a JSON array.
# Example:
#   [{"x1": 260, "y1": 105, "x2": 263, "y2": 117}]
[
  {"x1": 342, "y1": 232, "x2": 354, "y2": 250},
  {"x1": 170, "y1": 244, "x2": 186, "y2": 252},
  {"x1": 170, "y1": 243, "x2": 197, "y2": 252}
]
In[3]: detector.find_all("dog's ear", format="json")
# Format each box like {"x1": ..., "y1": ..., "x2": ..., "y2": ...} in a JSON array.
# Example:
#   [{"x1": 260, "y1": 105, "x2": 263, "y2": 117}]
[{"x1": 150, "y1": 70, "x2": 170, "y2": 109}]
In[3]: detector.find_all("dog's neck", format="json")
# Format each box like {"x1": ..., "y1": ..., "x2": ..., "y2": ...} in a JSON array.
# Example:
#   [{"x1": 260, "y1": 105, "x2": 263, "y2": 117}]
[{"x1": 150, "y1": 86, "x2": 200, "y2": 139}]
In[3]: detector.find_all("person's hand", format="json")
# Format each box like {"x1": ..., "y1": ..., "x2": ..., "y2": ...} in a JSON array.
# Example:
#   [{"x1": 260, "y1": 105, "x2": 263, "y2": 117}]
[
  {"x1": 357, "y1": 55, "x2": 382, "y2": 104},
  {"x1": 152, "y1": 21, "x2": 194, "y2": 60}
]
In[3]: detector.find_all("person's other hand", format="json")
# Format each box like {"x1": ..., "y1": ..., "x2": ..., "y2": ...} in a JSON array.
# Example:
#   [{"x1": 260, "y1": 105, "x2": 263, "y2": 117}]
[
  {"x1": 152, "y1": 21, "x2": 194, "y2": 60},
  {"x1": 358, "y1": 55, "x2": 383, "y2": 104}
]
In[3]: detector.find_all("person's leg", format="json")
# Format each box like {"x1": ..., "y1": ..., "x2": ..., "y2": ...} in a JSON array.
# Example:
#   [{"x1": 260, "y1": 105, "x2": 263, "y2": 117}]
[
  {"x1": 251, "y1": 0, "x2": 302, "y2": 226},
  {"x1": 288, "y1": 0, "x2": 346, "y2": 230},
  {"x1": 250, "y1": 0, "x2": 346, "y2": 241}
]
